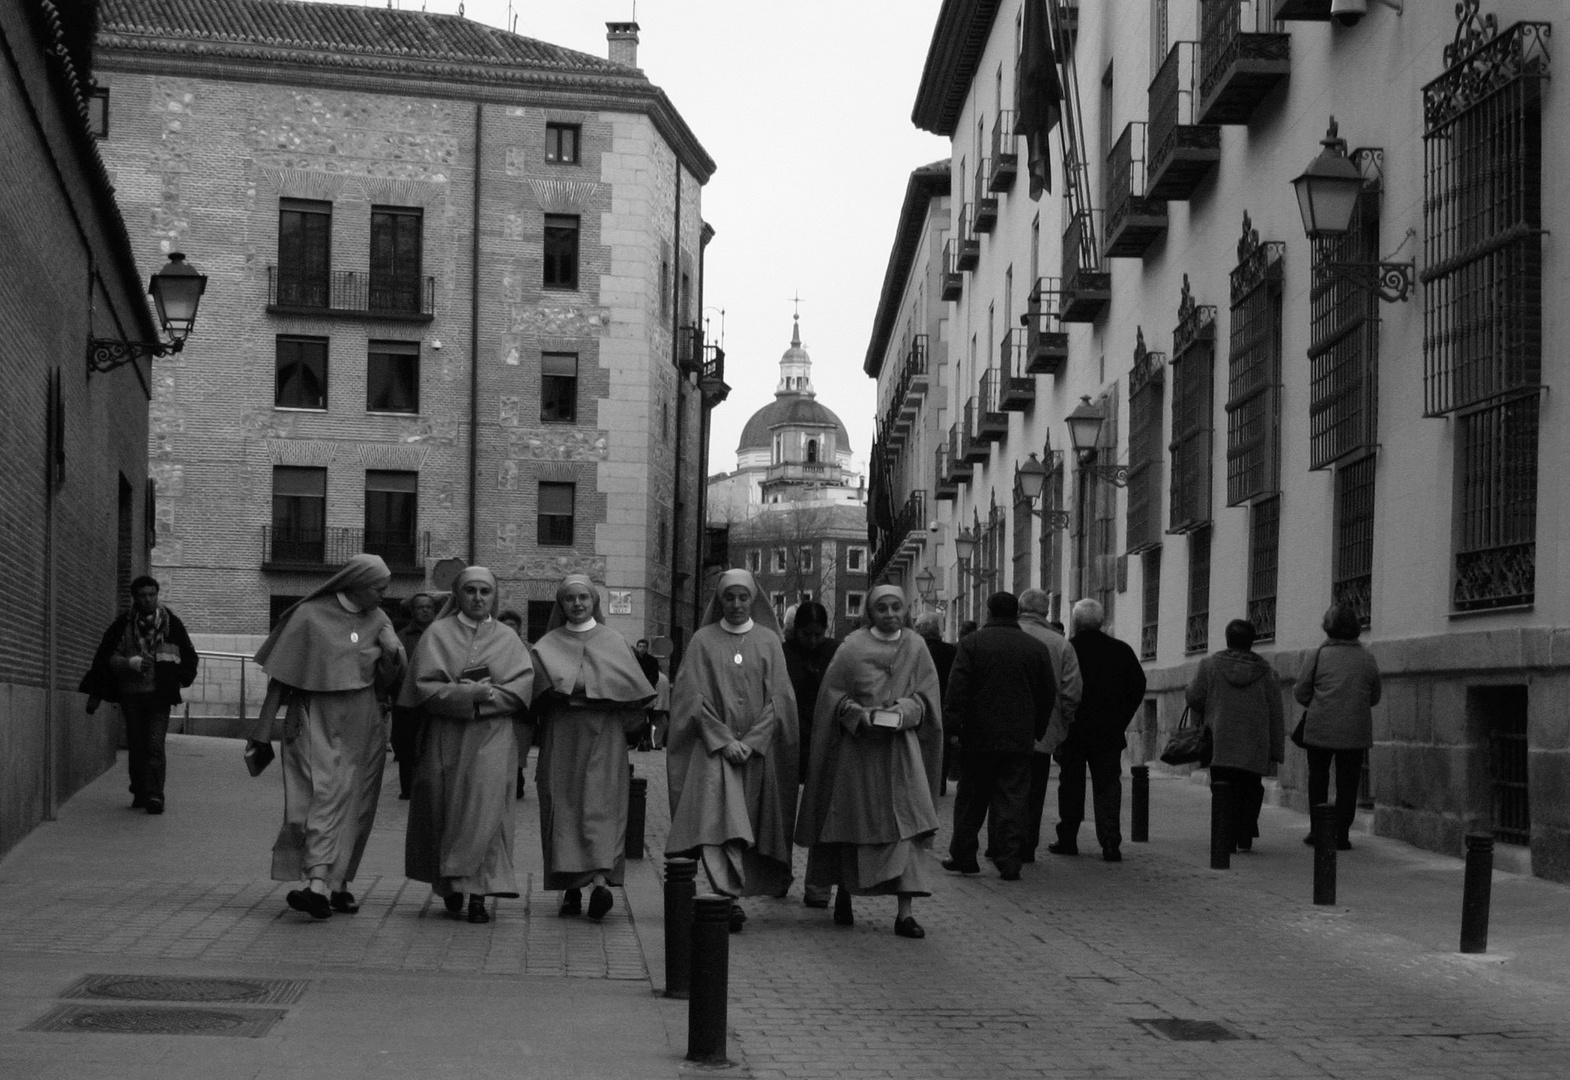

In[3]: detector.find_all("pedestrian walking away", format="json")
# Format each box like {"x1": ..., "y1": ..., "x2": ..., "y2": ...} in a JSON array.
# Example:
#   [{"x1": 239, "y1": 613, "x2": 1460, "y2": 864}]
[
  {"x1": 913, "y1": 612, "x2": 958, "y2": 792},
  {"x1": 796, "y1": 585, "x2": 943, "y2": 938},
  {"x1": 400, "y1": 567, "x2": 534, "y2": 924},
  {"x1": 1053, "y1": 598, "x2": 1145, "y2": 862},
  {"x1": 1016, "y1": 590, "x2": 1082, "y2": 863},
  {"x1": 1295, "y1": 603, "x2": 1382, "y2": 851},
  {"x1": 666, "y1": 568, "x2": 799, "y2": 931},
  {"x1": 531, "y1": 575, "x2": 654, "y2": 920},
  {"x1": 943, "y1": 591, "x2": 1057, "y2": 881},
  {"x1": 783, "y1": 600, "x2": 840, "y2": 907},
  {"x1": 247, "y1": 553, "x2": 406, "y2": 920},
  {"x1": 1186, "y1": 619, "x2": 1283, "y2": 852},
  {"x1": 80, "y1": 575, "x2": 199, "y2": 816}
]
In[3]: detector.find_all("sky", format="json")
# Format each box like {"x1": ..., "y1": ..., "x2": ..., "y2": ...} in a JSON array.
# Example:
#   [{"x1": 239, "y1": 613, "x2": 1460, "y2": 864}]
[{"x1": 305, "y1": 0, "x2": 950, "y2": 475}]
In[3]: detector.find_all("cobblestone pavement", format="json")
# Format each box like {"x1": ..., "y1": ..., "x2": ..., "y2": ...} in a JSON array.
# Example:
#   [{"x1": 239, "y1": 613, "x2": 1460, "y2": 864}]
[{"x1": 637, "y1": 758, "x2": 1570, "y2": 1080}]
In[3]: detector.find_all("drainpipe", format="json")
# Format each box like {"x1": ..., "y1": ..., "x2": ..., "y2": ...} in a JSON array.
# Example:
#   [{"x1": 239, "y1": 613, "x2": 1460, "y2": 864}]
[
  {"x1": 467, "y1": 102, "x2": 483, "y2": 563},
  {"x1": 692, "y1": 226, "x2": 712, "y2": 632},
  {"x1": 668, "y1": 170, "x2": 685, "y2": 656}
]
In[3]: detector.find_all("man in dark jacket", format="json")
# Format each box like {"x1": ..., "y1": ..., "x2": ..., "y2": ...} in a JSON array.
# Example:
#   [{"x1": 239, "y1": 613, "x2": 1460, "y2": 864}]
[
  {"x1": 914, "y1": 612, "x2": 959, "y2": 791},
  {"x1": 80, "y1": 576, "x2": 199, "y2": 814},
  {"x1": 942, "y1": 592, "x2": 1057, "y2": 880},
  {"x1": 1051, "y1": 598, "x2": 1147, "y2": 861}
]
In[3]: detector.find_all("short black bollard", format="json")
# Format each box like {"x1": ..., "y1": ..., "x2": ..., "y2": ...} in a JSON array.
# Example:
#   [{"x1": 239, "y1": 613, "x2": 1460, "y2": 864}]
[
  {"x1": 1312, "y1": 803, "x2": 1337, "y2": 906},
  {"x1": 1459, "y1": 831, "x2": 1494, "y2": 954},
  {"x1": 625, "y1": 776, "x2": 648, "y2": 860},
  {"x1": 1209, "y1": 780, "x2": 1233, "y2": 869},
  {"x1": 1131, "y1": 765, "x2": 1150, "y2": 843},
  {"x1": 687, "y1": 893, "x2": 732, "y2": 1064},
  {"x1": 663, "y1": 858, "x2": 696, "y2": 999}
]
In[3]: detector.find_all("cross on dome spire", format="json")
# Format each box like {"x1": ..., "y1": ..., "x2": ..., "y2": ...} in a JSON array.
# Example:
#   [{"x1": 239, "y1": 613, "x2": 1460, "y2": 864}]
[{"x1": 776, "y1": 310, "x2": 814, "y2": 398}]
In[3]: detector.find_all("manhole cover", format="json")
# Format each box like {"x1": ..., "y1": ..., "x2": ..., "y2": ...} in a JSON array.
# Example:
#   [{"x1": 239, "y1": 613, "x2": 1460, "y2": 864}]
[
  {"x1": 26, "y1": 1005, "x2": 286, "y2": 1037},
  {"x1": 1134, "y1": 1018, "x2": 1242, "y2": 1042},
  {"x1": 61, "y1": 975, "x2": 307, "y2": 1005}
]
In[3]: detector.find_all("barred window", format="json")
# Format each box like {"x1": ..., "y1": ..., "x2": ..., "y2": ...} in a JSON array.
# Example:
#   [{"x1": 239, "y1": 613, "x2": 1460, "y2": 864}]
[
  {"x1": 1126, "y1": 331, "x2": 1165, "y2": 553},
  {"x1": 1227, "y1": 217, "x2": 1283, "y2": 504},
  {"x1": 1140, "y1": 546, "x2": 1161, "y2": 662},
  {"x1": 1088, "y1": 387, "x2": 1119, "y2": 625},
  {"x1": 1012, "y1": 481, "x2": 1033, "y2": 594},
  {"x1": 1248, "y1": 495, "x2": 1279, "y2": 642},
  {"x1": 1185, "y1": 526, "x2": 1210, "y2": 654},
  {"x1": 1453, "y1": 396, "x2": 1538, "y2": 612},
  {"x1": 1332, "y1": 454, "x2": 1375, "y2": 627},
  {"x1": 1308, "y1": 187, "x2": 1378, "y2": 469},
  {"x1": 1038, "y1": 455, "x2": 1064, "y2": 602},
  {"x1": 1168, "y1": 280, "x2": 1215, "y2": 534}
]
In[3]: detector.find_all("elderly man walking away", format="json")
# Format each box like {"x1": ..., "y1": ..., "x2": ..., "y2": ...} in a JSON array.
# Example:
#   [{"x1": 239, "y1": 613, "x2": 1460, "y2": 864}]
[
  {"x1": 1016, "y1": 590, "x2": 1082, "y2": 863},
  {"x1": 81, "y1": 575, "x2": 199, "y2": 815},
  {"x1": 1051, "y1": 599, "x2": 1146, "y2": 862},
  {"x1": 941, "y1": 592, "x2": 1057, "y2": 881}
]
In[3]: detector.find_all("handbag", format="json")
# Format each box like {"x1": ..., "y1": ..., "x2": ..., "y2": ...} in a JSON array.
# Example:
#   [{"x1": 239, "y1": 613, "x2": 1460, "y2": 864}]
[
  {"x1": 1292, "y1": 646, "x2": 1324, "y2": 750},
  {"x1": 1160, "y1": 706, "x2": 1212, "y2": 767}
]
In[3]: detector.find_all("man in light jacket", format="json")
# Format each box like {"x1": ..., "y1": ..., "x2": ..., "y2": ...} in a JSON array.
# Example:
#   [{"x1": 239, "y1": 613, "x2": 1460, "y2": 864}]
[{"x1": 1017, "y1": 590, "x2": 1082, "y2": 862}]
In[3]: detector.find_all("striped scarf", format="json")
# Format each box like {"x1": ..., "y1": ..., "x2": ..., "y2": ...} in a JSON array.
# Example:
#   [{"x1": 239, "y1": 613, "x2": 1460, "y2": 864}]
[{"x1": 131, "y1": 606, "x2": 168, "y2": 657}]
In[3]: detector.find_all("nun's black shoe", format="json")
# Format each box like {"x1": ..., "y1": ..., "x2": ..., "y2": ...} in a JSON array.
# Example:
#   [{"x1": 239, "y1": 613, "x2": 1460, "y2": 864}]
[
  {"x1": 587, "y1": 886, "x2": 613, "y2": 920},
  {"x1": 467, "y1": 896, "x2": 490, "y2": 923},
  {"x1": 443, "y1": 892, "x2": 464, "y2": 915},
  {"x1": 833, "y1": 890, "x2": 854, "y2": 927},
  {"x1": 330, "y1": 891, "x2": 360, "y2": 914},
  {"x1": 286, "y1": 889, "x2": 331, "y2": 920},
  {"x1": 559, "y1": 888, "x2": 582, "y2": 916},
  {"x1": 894, "y1": 916, "x2": 925, "y2": 939}
]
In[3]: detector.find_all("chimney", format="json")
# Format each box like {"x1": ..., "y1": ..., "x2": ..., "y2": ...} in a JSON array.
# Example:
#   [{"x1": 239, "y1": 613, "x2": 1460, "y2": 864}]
[{"x1": 606, "y1": 21, "x2": 640, "y2": 67}]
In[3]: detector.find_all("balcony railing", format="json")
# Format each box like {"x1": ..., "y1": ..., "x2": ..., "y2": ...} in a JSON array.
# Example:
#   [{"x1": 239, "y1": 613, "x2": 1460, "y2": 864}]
[
  {"x1": 263, "y1": 525, "x2": 430, "y2": 573},
  {"x1": 941, "y1": 240, "x2": 964, "y2": 300},
  {"x1": 1026, "y1": 277, "x2": 1070, "y2": 374},
  {"x1": 973, "y1": 162, "x2": 998, "y2": 233},
  {"x1": 700, "y1": 342, "x2": 729, "y2": 405},
  {"x1": 945, "y1": 423, "x2": 976, "y2": 481},
  {"x1": 901, "y1": 335, "x2": 930, "y2": 407},
  {"x1": 1146, "y1": 41, "x2": 1221, "y2": 200},
  {"x1": 1198, "y1": 0, "x2": 1291, "y2": 126},
  {"x1": 957, "y1": 205, "x2": 980, "y2": 270},
  {"x1": 764, "y1": 461, "x2": 843, "y2": 485},
  {"x1": 267, "y1": 267, "x2": 435, "y2": 321},
  {"x1": 989, "y1": 110, "x2": 1018, "y2": 192},
  {"x1": 935, "y1": 443, "x2": 959, "y2": 500},
  {"x1": 1105, "y1": 121, "x2": 1168, "y2": 259},
  {"x1": 1060, "y1": 212, "x2": 1111, "y2": 322},
  {"x1": 976, "y1": 370, "x2": 1009, "y2": 441},
  {"x1": 998, "y1": 329, "x2": 1035, "y2": 411},
  {"x1": 961, "y1": 398, "x2": 990, "y2": 463}
]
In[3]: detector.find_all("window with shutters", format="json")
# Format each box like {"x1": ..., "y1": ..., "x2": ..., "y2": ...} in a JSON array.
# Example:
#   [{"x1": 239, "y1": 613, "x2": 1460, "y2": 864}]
[
  {"x1": 1332, "y1": 454, "x2": 1375, "y2": 626},
  {"x1": 1226, "y1": 213, "x2": 1283, "y2": 505},
  {"x1": 1248, "y1": 495, "x2": 1280, "y2": 642},
  {"x1": 1167, "y1": 276, "x2": 1215, "y2": 534},
  {"x1": 1185, "y1": 525, "x2": 1210, "y2": 654},
  {"x1": 1423, "y1": 9, "x2": 1548, "y2": 612},
  {"x1": 1126, "y1": 329, "x2": 1165, "y2": 553}
]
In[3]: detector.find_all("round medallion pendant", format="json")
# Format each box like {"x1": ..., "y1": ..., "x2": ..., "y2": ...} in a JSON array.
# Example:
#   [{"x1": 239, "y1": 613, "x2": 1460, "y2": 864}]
[
  {"x1": 733, "y1": 653, "x2": 743, "y2": 665},
  {"x1": 350, "y1": 632, "x2": 359, "y2": 643}
]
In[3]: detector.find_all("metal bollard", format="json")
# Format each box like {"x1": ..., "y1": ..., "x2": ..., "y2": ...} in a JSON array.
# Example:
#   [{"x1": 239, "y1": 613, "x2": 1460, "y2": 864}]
[
  {"x1": 1131, "y1": 765, "x2": 1150, "y2": 843},
  {"x1": 663, "y1": 858, "x2": 696, "y2": 1000},
  {"x1": 1209, "y1": 780, "x2": 1233, "y2": 869},
  {"x1": 1459, "y1": 832, "x2": 1494, "y2": 954},
  {"x1": 625, "y1": 776, "x2": 648, "y2": 860},
  {"x1": 687, "y1": 893, "x2": 732, "y2": 1064},
  {"x1": 1311, "y1": 803, "x2": 1337, "y2": 906}
]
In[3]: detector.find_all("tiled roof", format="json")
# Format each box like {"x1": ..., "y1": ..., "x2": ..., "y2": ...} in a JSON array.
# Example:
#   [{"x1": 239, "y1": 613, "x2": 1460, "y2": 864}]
[{"x1": 98, "y1": 0, "x2": 638, "y2": 79}]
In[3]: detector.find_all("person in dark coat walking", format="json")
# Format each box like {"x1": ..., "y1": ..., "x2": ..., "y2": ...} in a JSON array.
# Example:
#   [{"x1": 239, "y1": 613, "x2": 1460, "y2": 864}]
[
  {"x1": 914, "y1": 612, "x2": 958, "y2": 790},
  {"x1": 1186, "y1": 619, "x2": 1283, "y2": 851},
  {"x1": 1295, "y1": 603, "x2": 1382, "y2": 849},
  {"x1": 391, "y1": 591, "x2": 437, "y2": 799},
  {"x1": 1051, "y1": 598, "x2": 1145, "y2": 861},
  {"x1": 80, "y1": 575, "x2": 200, "y2": 814},
  {"x1": 941, "y1": 592, "x2": 1057, "y2": 880},
  {"x1": 783, "y1": 601, "x2": 840, "y2": 907}
]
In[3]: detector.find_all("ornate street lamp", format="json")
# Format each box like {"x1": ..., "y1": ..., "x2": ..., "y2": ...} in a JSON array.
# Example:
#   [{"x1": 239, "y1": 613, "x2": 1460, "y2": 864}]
[
  {"x1": 953, "y1": 528, "x2": 997, "y2": 584},
  {"x1": 1016, "y1": 452, "x2": 1070, "y2": 530},
  {"x1": 1289, "y1": 117, "x2": 1414, "y2": 303},
  {"x1": 1065, "y1": 395, "x2": 1129, "y2": 486},
  {"x1": 914, "y1": 566, "x2": 936, "y2": 601},
  {"x1": 88, "y1": 252, "x2": 208, "y2": 374}
]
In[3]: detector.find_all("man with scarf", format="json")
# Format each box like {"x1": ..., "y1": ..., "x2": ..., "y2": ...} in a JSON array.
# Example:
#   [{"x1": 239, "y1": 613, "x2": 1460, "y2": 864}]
[{"x1": 82, "y1": 576, "x2": 199, "y2": 815}]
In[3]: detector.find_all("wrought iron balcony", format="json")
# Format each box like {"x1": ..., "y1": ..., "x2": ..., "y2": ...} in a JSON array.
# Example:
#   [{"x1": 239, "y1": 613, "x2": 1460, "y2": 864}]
[
  {"x1": 977, "y1": 370, "x2": 1009, "y2": 441},
  {"x1": 957, "y1": 206, "x2": 981, "y2": 270},
  {"x1": 700, "y1": 343, "x2": 729, "y2": 405},
  {"x1": 1146, "y1": 42, "x2": 1221, "y2": 201},
  {"x1": 934, "y1": 443, "x2": 959, "y2": 500},
  {"x1": 901, "y1": 335, "x2": 930, "y2": 407},
  {"x1": 989, "y1": 111, "x2": 1018, "y2": 192},
  {"x1": 1060, "y1": 212, "x2": 1110, "y2": 322},
  {"x1": 895, "y1": 490, "x2": 928, "y2": 552},
  {"x1": 1197, "y1": 0, "x2": 1290, "y2": 126},
  {"x1": 267, "y1": 267, "x2": 435, "y2": 321},
  {"x1": 961, "y1": 399, "x2": 991, "y2": 463},
  {"x1": 998, "y1": 330, "x2": 1035, "y2": 412},
  {"x1": 1105, "y1": 122, "x2": 1168, "y2": 259},
  {"x1": 1025, "y1": 278, "x2": 1069, "y2": 374},
  {"x1": 944, "y1": 423, "x2": 976, "y2": 482},
  {"x1": 973, "y1": 163, "x2": 998, "y2": 233},
  {"x1": 941, "y1": 240, "x2": 964, "y2": 301},
  {"x1": 262, "y1": 525, "x2": 429, "y2": 573}
]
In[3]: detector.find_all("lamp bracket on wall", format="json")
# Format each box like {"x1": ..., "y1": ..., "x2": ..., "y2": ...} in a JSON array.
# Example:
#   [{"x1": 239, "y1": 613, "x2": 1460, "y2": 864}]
[{"x1": 87, "y1": 337, "x2": 184, "y2": 376}]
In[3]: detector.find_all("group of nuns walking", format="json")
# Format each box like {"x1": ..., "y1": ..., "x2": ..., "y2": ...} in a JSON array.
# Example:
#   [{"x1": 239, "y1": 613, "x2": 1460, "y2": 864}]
[{"x1": 248, "y1": 557, "x2": 944, "y2": 940}]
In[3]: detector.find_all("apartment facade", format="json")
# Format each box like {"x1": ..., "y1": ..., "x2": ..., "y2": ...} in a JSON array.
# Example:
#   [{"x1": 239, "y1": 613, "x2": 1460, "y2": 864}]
[
  {"x1": 885, "y1": 0, "x2": 1567, "y2": 879},
  {"x1": 92, "y1": 0, "x2": 720, "y2": 657}
]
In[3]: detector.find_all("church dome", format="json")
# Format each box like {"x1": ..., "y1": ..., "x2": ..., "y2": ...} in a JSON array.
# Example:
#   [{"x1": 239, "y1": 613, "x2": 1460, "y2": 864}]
[{"x1": 736, "y1": 316, "x2": 850, "y2": 453}]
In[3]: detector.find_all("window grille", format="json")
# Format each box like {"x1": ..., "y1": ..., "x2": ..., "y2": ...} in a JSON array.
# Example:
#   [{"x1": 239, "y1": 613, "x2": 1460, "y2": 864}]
[
  {"x1": 1141, "y1": 546, "x2": 1161, "y2": 661},
  {"x1": 1248, "y1": 495, "x2": 1279, "y2": 643},
  {"x1": 1332, "y1": 454, "x2": 1375, "y2": 626},
  {"x1": 1126, "y1": 330, "x2": 1165, "y2": 553},
  {"x1": 1421, "y1": 8, "x2": 1549, "y2": 417},
  {"x1": 1478, "y1": 685, "x2": 1530, "y2": 846},
  {"x1": 1038, "y1": 454, "x2": 1064, "y2": 600},
  {"x1": 1453, "y1": 395, "x2": 1538, "y2": 612},
  {"x1": 1012, "y1": 480, "x2": 1033, "y2": 594},
  {"x1": 1308, "y1": 188, "x2": 1378, "y2": 470},
  {"x1": 1227, "y1": 213, "x2": 1283, "y2": 503},
  {"x1": 1168, "y1": 277, "x2": 1215, "y2": 534},
  {"x1": 1185, "y1": 526, "x2": 1210, "y2": 654},
  {"x1": 1088, "y1": 386, "x2": 1120, "y2": 625}
]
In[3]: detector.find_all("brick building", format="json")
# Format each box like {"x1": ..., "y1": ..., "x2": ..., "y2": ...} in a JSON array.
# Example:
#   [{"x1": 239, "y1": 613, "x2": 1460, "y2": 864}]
[
  {"x1": 92, "y1": 0, "x2": 720, "y2": 660},
  {"x1": 1, "y1": 0, "x2": 164, "y2": 853}
]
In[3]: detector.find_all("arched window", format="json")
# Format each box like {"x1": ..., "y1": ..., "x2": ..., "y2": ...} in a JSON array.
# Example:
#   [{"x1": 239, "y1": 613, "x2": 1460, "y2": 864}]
[{"x1": 806, "y1": 439, "x2": 818, "y2": 463}]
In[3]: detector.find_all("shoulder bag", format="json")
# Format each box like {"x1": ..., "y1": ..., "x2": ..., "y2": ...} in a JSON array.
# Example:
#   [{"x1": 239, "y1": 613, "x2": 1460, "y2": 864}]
[
  {"x1": 1160, "y1": 705, "x2": 1212, "y2": 767},
  {"x1": 1290, "y1": 646, "x2": 1324, "y2": 749}
]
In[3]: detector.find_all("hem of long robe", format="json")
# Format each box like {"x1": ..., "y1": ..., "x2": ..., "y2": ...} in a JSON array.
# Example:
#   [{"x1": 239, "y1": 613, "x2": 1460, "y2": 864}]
[
  {"x1": 428, "y1": 876, "x2": 521, "y2": 899},
  {"x1": 804, "y1": 838, "x2": 931, "y2": 896},
  {"x1": 543, "y1": 860, "x2": 626, "y2": 891},
  {"x1": 691, "y1": 841, "x2": 792, "y2": 898}
]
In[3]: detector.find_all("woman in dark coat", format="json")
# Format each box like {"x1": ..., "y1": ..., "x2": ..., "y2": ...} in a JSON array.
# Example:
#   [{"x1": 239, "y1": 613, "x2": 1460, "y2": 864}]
[
  {"x1": 1186, "y1": 619, "x2": 1283, "y2": 851},
  {"x1": 1295, "y1": 603, "x2": 1382, "y2": 849}
]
